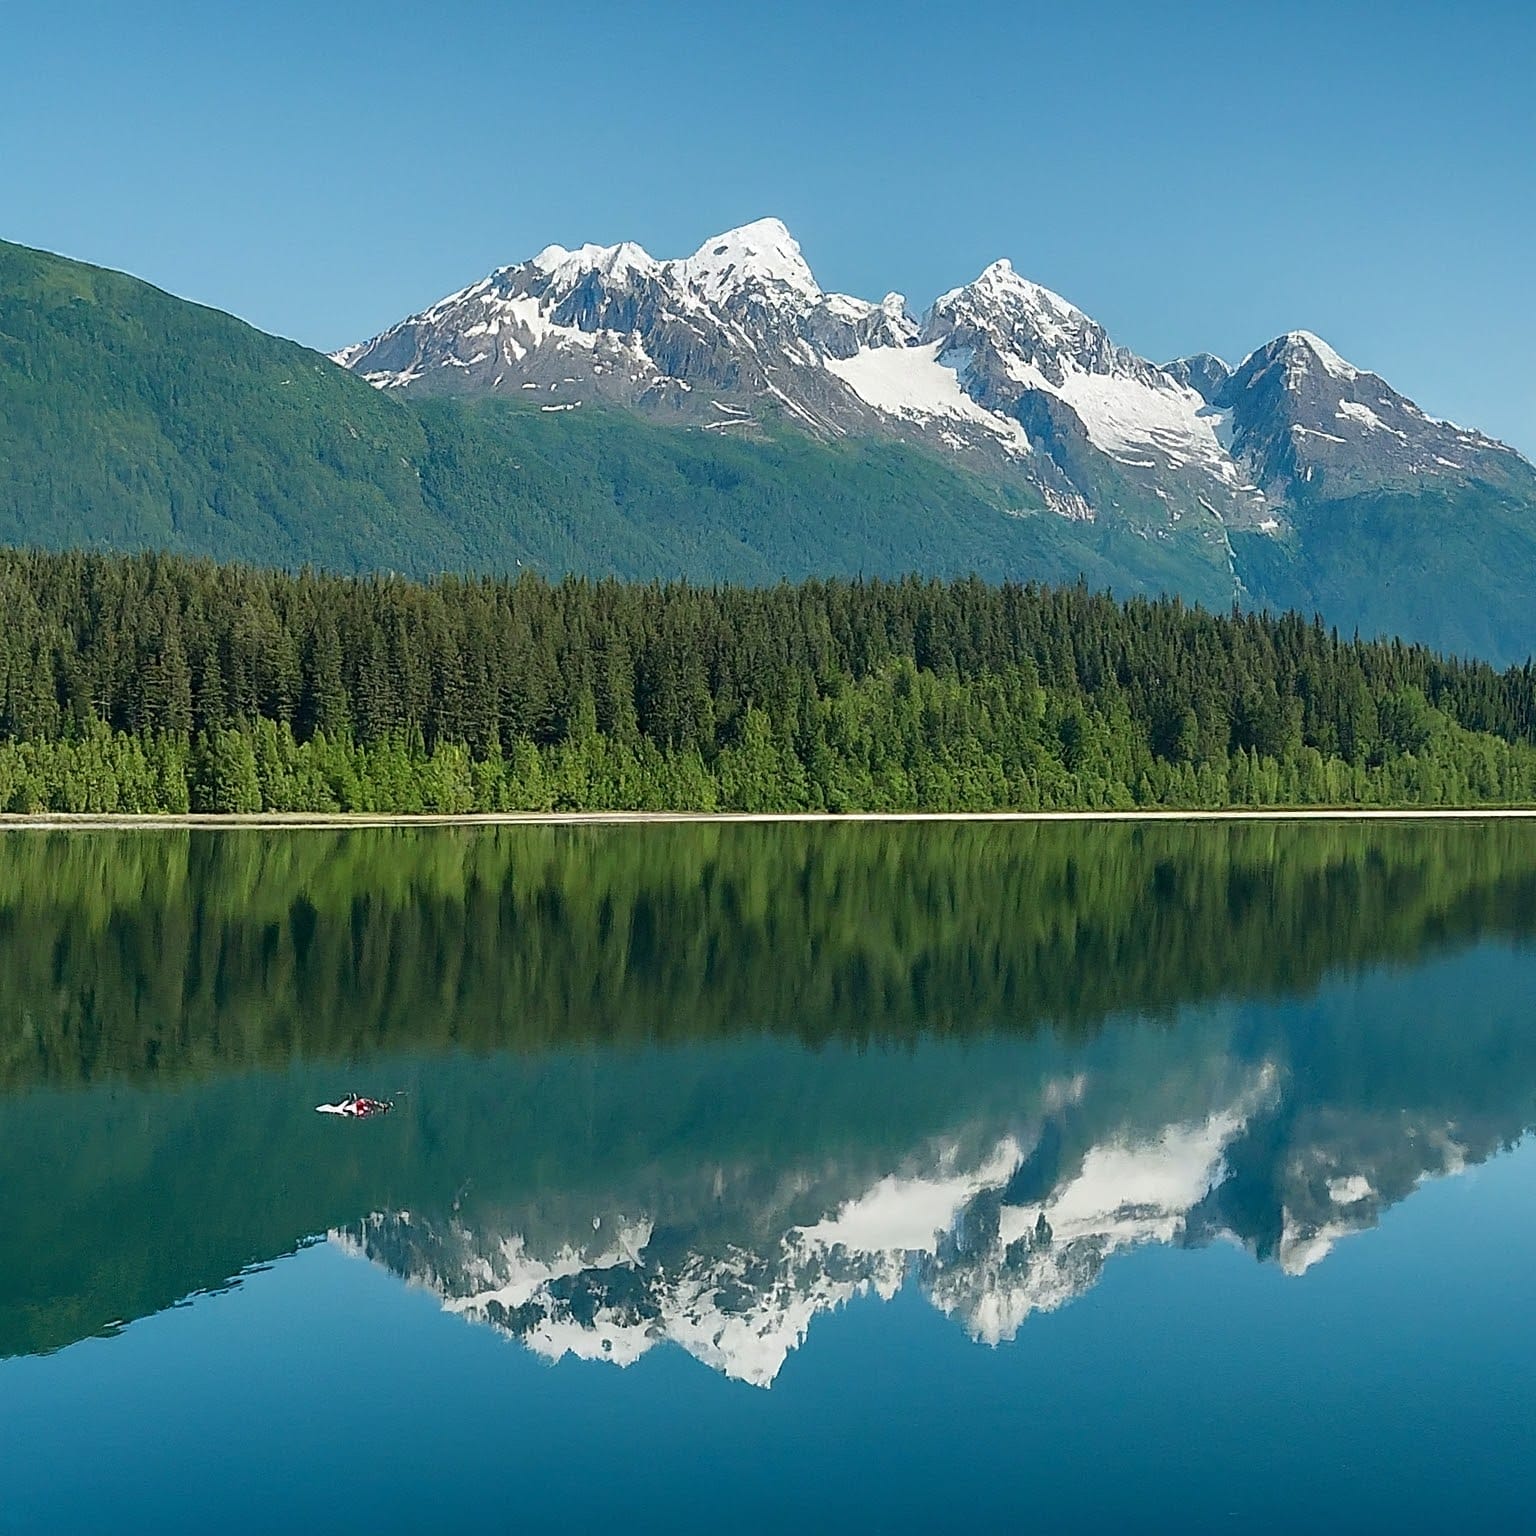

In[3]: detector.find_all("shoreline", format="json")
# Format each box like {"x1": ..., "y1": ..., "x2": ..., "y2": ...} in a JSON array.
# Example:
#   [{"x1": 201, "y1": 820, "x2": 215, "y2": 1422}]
[{"x1": 4, "y1": 807, "x2": 1536, "y2": 831}]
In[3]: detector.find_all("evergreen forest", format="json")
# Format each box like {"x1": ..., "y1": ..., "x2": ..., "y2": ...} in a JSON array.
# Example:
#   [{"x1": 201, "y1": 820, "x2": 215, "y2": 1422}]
[{"x1": 3, "y1": 549, "x2": 1536, "y2": 813}]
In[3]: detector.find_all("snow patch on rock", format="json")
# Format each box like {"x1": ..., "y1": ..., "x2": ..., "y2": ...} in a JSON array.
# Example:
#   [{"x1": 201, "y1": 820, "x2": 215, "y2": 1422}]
[{"x1": 825, "y1": 342, "x2": 1031, "y2": 455}]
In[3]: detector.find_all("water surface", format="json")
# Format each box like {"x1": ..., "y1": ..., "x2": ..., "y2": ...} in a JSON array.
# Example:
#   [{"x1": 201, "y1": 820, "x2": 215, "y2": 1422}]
[{"x1": 2, "y1": 823, "x2": 1534, "y2": 1531}]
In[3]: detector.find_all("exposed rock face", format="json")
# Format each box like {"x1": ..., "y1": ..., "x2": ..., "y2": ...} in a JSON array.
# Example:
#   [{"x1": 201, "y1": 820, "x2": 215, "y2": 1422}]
[
  {"x1": 1163, "y1": 352, "x2": 1233, "y2": 404},
  {"x1": 1217, "y1": 331, "x2": 1526, "y2": 503},
  {"x1": 336, "y1": 219, "x2": 1534, "y2": 550}
]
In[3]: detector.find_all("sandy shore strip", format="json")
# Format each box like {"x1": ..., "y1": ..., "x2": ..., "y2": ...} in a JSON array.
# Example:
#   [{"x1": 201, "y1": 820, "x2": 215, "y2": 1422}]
[{"x1": 4, "y1": 807, "x2": 1536, "y2": 831}]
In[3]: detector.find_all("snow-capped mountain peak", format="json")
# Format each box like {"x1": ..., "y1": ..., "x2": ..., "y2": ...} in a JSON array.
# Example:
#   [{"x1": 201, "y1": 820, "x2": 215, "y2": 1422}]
[
  {"x1": 679, "y1": 217, "x2": 820, "y2": 303},
  {"x1": 922, "y1": 256, "x2": 1168, "y2": 406},
  {"x1": 1219, "y1": 326, "x2": 1528, "y2": 501},
  {"x1": 934, "y1": 258, "x2": 1083, "y2": 327},
  {"x1": 1276, "y1": 329, "x2": 1361, "y2": 382}
]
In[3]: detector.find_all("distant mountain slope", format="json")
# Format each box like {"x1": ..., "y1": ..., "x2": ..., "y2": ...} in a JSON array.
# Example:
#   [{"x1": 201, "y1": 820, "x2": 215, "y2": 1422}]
[
  {"x1": 3, "y1": 235, "x2": 1536, "y2": 660},
  {"x1": 406, "y1": 396, "x2": 1235, "y2": 598},
  {"x1": 0, "y1": 238, "x2": 446, "y2": 571}
]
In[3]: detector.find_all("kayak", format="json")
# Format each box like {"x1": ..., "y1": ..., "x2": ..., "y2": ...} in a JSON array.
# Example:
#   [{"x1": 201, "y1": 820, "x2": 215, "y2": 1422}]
[{"x1": 316, "y1": 1093, "x2": 393, "y2": 1118}]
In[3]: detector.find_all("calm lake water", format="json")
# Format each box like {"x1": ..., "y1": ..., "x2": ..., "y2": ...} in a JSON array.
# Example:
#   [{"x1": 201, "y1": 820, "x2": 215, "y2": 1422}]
[{"x1": 2, "y1": 822, "x2": 1534, "y2": 1532}]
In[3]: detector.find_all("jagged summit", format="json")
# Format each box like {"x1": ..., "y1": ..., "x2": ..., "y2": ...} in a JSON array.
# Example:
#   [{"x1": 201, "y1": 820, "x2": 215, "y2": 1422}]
[
  {"x1": 516, "y1": 218, "x2": 819, "y2": 305},
  {"x1": 333, "y1": 217, "x2": 1534, "y2": 564},
  {"x1": 1273, "y1": 328, "x2": 1361, "y2": 381},
  {"x1": 530, "y1": 239, "x2": 658, "y2": 284},
  {"x1": 1217, "y1": 325, "x2": 1522, "y2": 501},
  {"x1": 934, "y1": 258, "x2": 1082, "y2": 321},
  {"x1": 1163, "y1": 353, "x2": 1232, "y2": 404}
]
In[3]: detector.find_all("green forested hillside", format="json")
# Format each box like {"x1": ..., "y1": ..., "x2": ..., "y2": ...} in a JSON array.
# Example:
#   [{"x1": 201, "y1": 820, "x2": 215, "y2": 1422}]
[
  {"x1": 0, "y1": 239, "x2": 444, "y2": 569},
  {"x1": 406, "y1": 396, "x2": 1235, "y2": 599},
  {"x1": 0, "y1": 238, "x2": 1232, "y2": 602},
  {"x1": 1232, "y1": 482, "x2": 1536, "y2": 666},
  {"x1": 2, "y1": 550, "x2": 1536, "y2": 814}
]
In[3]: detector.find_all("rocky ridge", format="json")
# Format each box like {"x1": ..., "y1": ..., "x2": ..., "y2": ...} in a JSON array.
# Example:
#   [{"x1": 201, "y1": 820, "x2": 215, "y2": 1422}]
[{"x1": 336, "y1": 219, "x2": 1532, "y2": 551}]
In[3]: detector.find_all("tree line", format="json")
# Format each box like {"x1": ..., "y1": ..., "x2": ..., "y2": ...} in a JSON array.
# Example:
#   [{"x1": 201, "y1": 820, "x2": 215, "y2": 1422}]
[{"x1": 1, "y1": 547, "x2": 1535, "y2": 812}]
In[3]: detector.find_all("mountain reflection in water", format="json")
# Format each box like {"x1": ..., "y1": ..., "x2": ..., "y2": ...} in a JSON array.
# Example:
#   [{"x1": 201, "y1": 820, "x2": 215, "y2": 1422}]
[
  {"x1": 329, "y1": 990, "x2": 1514, "y2": 1389},
  {"x1": 2, "y1": 822, "x2": 1534, "y2": 1377}
]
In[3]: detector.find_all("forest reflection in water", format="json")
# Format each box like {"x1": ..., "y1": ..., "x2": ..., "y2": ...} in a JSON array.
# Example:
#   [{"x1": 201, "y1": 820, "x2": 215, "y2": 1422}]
[{"x1": 5, "y1": 818, "x2": 1536, "y2": 1082}]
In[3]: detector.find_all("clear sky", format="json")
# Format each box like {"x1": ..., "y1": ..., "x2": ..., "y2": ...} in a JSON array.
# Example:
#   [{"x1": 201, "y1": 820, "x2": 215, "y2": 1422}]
[{"x1": 4, "y1": 0, "x2": 1533, "y2": 453}]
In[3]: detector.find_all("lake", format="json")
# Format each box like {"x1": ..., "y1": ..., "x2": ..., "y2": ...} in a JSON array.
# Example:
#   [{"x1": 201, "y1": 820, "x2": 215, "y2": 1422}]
[{"x1": 2, "y1": 821, "x2": 1534, "y2": 1532}]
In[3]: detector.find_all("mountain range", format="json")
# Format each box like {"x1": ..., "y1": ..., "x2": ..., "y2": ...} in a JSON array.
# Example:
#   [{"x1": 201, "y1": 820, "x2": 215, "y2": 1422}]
[
  {"x1": 338, "y1": 216, "x2": 1525, "y2": 535},
  {"x1": 3, "y1": 224, "x2": 1534, "y2": 660}
]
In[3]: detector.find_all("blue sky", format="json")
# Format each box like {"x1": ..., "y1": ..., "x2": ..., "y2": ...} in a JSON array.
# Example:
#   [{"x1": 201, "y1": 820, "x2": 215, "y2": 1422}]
[{"x1": 4, "y1": 0, "x2": 1533, "y2": 452}]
